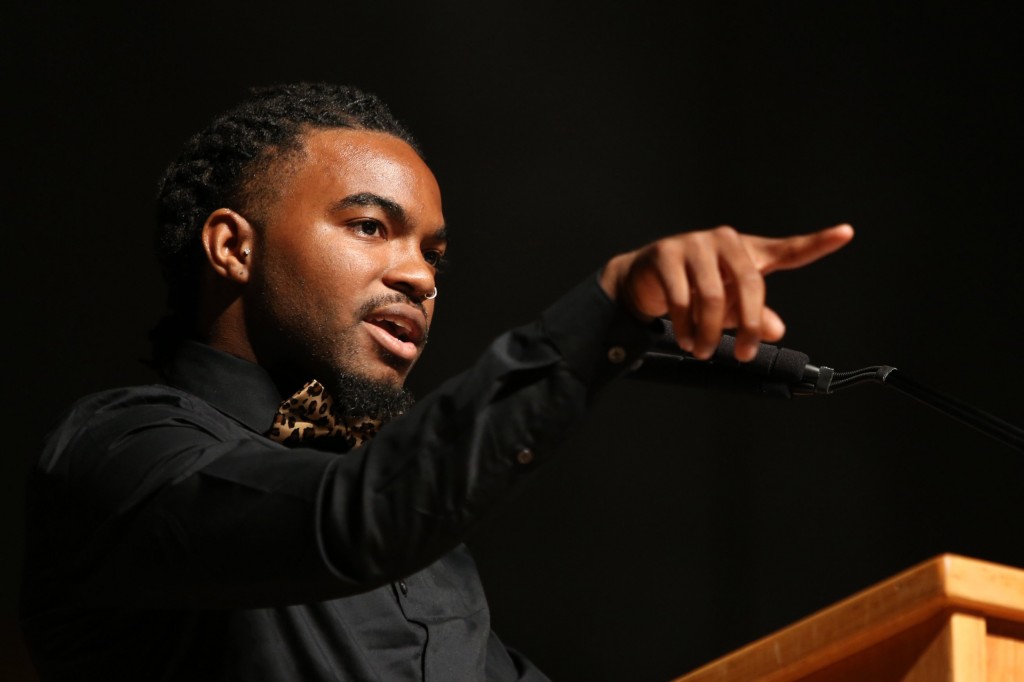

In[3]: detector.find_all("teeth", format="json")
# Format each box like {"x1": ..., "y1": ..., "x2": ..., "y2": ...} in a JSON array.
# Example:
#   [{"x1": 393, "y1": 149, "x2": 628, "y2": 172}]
[{"x1": 371, "y1": 316, "x2": 413, "y2": 342}]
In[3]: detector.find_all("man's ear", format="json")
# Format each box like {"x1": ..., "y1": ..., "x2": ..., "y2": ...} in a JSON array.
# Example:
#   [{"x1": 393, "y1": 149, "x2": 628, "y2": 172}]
[{"x1": 201, "y1": 208, "x2": 256, "y2": 283}]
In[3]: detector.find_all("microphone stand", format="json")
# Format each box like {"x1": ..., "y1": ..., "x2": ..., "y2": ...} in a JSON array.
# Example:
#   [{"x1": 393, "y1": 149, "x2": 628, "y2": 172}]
[
  {"x1": 799, "y1": 363, "x2": 1024, "y2": 453},
  {"x1": 632, "y1": 326, "x2": 1024, "y2": 453}
]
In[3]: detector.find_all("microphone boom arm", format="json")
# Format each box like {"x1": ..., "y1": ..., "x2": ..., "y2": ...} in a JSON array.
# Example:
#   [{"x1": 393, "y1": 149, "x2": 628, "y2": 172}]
[
  {"x1": 791, "y1": 362, "x2": 1024, "y2": 453},
  {"x1": 841, "y1": 366, "x2": 1024, "y2": 453},
  {"x1": 632, "y1": 323, "x2": 1024, "y2": 453}
]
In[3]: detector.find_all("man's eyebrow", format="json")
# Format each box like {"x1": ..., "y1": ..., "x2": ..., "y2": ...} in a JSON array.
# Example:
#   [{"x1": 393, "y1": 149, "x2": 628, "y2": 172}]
[
  {"x1": 430, "y1": 226, "x2": 449, "y2": 244},
  {"x1": 329, "y1": 192, "x2": 407, "y2": 222},
  {"x1": 331, "y1": 192, "x2": 448, "y2": 242}
]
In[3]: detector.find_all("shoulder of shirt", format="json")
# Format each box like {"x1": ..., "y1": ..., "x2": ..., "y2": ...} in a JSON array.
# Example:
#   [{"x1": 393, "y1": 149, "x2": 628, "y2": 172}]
[
  {"x1": 47, "y1": 383, "x2": 226, "y2": 439},
  {"x1": 65, "y1": 382, "x2": 211, "y2": 413}
]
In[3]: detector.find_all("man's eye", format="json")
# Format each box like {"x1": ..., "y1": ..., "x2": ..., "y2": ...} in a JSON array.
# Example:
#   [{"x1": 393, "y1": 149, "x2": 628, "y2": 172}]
[
  {"x1": 424, "y1": 250, "x2": 448, "y2": 271},
  {"x1": 352, "y1": 220, "x2": 382, "y2": 237}
]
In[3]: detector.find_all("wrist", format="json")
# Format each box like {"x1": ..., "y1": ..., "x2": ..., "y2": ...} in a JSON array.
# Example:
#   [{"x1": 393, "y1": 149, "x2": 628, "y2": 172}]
[{"x1": 599, "y1": 253, "x2": 657, "y2": 324}]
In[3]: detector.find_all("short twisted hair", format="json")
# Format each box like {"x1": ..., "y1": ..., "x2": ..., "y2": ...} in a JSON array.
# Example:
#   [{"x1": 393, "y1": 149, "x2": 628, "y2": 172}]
[{"x1": 150, "y1": 82, "x2": 420, "y2": 366}]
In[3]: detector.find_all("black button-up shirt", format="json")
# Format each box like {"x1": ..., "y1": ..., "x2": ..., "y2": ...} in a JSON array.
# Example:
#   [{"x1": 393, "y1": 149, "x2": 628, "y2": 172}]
[{"x1": 20, "y1": 275, "x2": 658, "y2": 680}]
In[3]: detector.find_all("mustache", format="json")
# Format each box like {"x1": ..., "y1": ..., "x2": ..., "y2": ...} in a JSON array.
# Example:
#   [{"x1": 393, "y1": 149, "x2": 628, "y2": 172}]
[{"x1": 355, "y1": 292, "x2": 431, "y2": 344}]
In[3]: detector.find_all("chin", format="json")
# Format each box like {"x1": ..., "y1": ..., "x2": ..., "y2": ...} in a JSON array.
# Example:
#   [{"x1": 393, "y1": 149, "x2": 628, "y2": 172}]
[
  {"x1": 370, "y1": 348, "x2": 418, "y2": 384},
  {"x1": 324, "y1": 363, "x2": 416, "y2": 422},
  {"x1": 369, "y1": 368, "x2": 409, "y2": 390},
  {"x1": 334, "y1": 350, "x2": 414, "y2": 387}
]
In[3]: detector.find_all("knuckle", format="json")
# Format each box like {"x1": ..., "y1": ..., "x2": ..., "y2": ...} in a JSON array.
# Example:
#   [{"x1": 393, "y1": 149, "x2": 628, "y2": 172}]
[
  {"x1": 667, "y1": 289, "x2": 691, "y2": 306},
  {"x1": 777, "y1": 241, "x2": 799, "y2": 260},
  {"x1": 650, "y1": 240, "x2": 678, "y2": 260},
  {"x1": 737, "y1": 270, "x2": 765, "y2": 288},
  {"x1": 699, "y1": 291, "x2": 726, "y2": 309}
]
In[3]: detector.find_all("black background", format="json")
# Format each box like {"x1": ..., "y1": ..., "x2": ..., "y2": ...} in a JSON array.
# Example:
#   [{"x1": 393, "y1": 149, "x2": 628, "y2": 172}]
[{"x1": 4, "y1": 2, "x2": 1023, "y2": 680}]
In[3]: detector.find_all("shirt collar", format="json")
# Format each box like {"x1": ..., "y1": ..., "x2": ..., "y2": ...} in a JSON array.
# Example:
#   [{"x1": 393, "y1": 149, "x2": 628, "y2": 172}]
[{"x1": 164, "y1": 340, "x2": 285, "y2": 434}]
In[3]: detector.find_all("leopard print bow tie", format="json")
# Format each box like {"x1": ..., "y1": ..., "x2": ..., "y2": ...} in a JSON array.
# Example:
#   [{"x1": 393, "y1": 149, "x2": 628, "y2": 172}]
[{"x1": 266, "y1": 379, "x2": 381, "y2": 451}]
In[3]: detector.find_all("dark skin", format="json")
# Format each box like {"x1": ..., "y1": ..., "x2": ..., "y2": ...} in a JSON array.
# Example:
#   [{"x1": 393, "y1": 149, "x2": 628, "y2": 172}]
[
  {"x1": 198, "y1": 126, "x2": 854, "y2": 391},
  {"x1": 199, "y1": 128, "x2": 446, "y2": 394}
]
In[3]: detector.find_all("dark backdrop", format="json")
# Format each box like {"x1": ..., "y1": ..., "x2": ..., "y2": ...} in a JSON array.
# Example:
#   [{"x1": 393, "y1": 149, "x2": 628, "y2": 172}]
[{"x1": 4, "y1": 2, "x2": 1023, "y2": 680}]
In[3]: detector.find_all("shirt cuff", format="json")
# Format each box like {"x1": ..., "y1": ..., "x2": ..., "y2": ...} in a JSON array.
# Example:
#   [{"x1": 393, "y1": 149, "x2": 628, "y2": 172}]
[{"x1": 539, "y1": 270, "x2": 662, "y2": 387}]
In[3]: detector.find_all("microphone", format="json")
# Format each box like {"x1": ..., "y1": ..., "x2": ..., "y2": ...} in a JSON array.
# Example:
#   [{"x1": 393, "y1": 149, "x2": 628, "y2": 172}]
[{"x1": 627, "y1": 319, "x2": 835, "y2": 398}]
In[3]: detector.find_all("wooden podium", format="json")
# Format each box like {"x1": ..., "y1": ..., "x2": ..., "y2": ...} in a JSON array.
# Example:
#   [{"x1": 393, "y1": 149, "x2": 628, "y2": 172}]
[{"x1": 672, "y1": 554, "x2": 1024, "y2": 681}]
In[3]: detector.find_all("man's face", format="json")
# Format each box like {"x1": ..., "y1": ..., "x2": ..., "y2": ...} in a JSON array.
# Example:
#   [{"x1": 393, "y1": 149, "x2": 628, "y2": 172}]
[{"x1": 245, "y1": 127, "x2": 447, "y2": 395}]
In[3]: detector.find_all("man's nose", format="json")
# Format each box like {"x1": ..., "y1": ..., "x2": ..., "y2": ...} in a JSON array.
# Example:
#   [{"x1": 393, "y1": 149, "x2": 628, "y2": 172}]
[{"x1": 383, "y1": 242, "x2": 436, "y2": 302}]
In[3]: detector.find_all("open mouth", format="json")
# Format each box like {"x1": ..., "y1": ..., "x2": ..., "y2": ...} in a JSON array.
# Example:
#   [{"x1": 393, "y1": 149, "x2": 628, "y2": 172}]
[
  {"x1": 367, "y1": 317, "x2": 416, "y2": 344},
  {"x1": 362, "y1": 305, "x2": 427, "y2": 362}
]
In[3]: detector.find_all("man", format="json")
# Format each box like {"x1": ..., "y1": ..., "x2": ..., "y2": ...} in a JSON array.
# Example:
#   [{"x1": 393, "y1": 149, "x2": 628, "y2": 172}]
[{"x1": 19, "y1": 82, "x2": 854, "y2": 680}]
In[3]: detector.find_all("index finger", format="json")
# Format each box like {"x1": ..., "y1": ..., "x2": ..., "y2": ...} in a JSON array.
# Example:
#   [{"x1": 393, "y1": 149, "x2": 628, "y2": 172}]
[{"x1": 744, "y1": 224, "x2": 855, "y2": 274}]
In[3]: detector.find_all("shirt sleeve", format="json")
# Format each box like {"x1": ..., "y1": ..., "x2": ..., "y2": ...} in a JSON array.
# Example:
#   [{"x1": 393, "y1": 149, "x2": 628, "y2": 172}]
[
  {"x1": 486, "y1": 630, "x2": 554, "y2": 681},
  {"x1": 32, "y1": 273, "x2": 660, "y2": 610}
]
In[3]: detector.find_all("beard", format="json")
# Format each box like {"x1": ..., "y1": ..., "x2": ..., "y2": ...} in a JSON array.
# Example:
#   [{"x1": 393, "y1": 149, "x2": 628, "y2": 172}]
[
  {"x1": 321, "y1": 369, "x2": 415, "y2": 424},
  {"x1": 314, "y1": 292, "x2": 427, "y2": 422},
  {"x1": 247, "y1": 266, "x2": 426, "y2": 425}
]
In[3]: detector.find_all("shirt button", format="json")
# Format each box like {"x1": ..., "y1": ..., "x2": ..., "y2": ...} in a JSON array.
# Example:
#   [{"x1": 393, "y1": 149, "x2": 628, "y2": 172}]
[
  {"x1": 607, "y1": 346, "x2": 627, "y2": 363},
  {"x1": 515, "y1": 448, "x2": 535, "y2": 465},
  {"x1": 398, "y1": 580, "x2": 408, "y2": 595}
]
